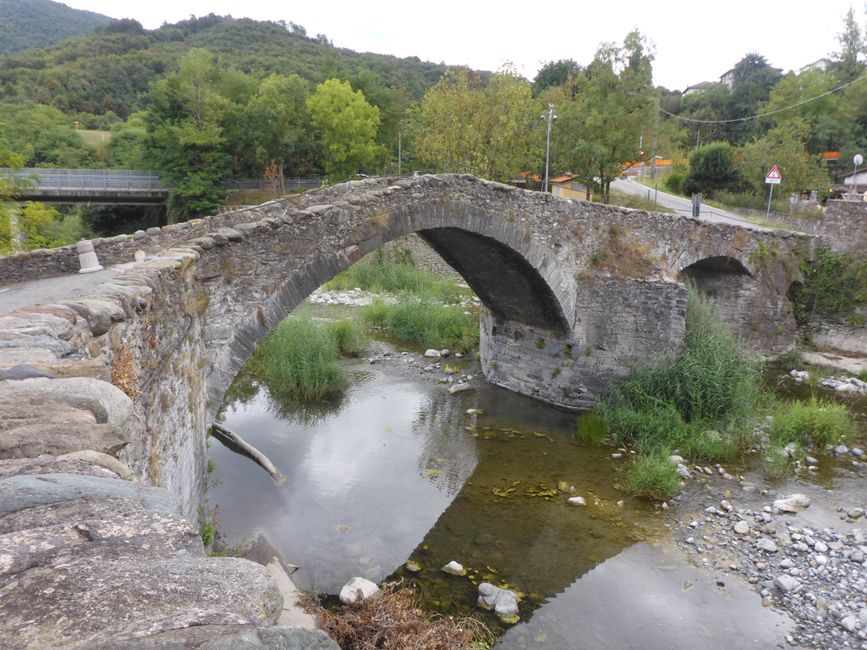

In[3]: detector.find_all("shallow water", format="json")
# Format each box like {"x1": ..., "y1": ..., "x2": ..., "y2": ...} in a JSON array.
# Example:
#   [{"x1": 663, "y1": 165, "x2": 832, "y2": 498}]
[{"x1": 209, "y1": 336, "x2": 864, "y2": 645}]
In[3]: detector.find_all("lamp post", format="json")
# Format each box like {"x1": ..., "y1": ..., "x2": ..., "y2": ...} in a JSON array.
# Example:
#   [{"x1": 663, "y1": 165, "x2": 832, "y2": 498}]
[
  {"x1": 540, "y1": 103, "x2": 557, "y2": 193},
  {"x1": 853, "y1": 154, "x2": 863, "y2": 197}
]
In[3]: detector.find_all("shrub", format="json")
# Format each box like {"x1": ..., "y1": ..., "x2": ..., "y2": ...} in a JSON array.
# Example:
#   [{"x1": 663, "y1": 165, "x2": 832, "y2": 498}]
[
  {"x1": 779, "y1": 348, "x2": 804, "y2": 371},
  {"x1": 360, "y1": 298, "x2": 478, "y2": 352},
  {"x1": 793, "y1": 247, "x2": 867, "y2": 326},
  {"x1": 681, "y1": 141, "x2": 740, "y2": 197},
  {"x1": 770, "y1": 396, "x2": 856, "y2": 447},
  {"x1": 249, "y1": 316, "x2": 346, "y2": 401},
  {"x1": 664, "y1": 171, "x2": 684, "y2": 194},
  {"x1": 623, "y1": 454, "x2": 682, "y2": 500}
]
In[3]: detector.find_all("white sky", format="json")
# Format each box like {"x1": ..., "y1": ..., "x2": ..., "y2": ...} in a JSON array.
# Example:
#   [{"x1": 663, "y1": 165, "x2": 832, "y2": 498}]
[{"x1": 60, "y1": 0, "x2": 859, "y2": 91}]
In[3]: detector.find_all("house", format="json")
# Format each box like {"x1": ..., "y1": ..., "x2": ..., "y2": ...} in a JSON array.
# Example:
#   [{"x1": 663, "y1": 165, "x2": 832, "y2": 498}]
[
  {"x1": 683, "y1": 81, "x2": 713, "y2": 96},
  {"x1": 720, "y1": 68, "x2": 736, "y2": 90},
  {"x1": 550, "y1": 175, "x2": 590, "y2": 200},
  {"x1": 799, "y1": 58, "x2": 831, "y2": 74}
]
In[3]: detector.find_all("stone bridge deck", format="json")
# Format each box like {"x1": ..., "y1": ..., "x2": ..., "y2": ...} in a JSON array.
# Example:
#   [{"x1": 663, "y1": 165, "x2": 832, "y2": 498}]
[{"x1": 0, "y1": 174, "x2": 812, "y2": 647}]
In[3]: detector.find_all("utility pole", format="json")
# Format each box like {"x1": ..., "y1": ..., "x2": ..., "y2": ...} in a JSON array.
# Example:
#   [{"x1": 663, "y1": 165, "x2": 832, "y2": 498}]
[{"x1": 541, "y1": 103, "x2": 557, "y2": 192}]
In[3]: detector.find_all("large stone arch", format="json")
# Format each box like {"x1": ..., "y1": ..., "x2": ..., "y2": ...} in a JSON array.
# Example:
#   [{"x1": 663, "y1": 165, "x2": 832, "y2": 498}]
[{"x1": 198, "y1": 185, "x2": 577, "y2": 417}]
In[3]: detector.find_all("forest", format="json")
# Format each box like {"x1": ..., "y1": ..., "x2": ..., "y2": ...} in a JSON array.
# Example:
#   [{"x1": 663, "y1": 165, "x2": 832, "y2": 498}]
[{"x1": 2, "y1": 7, "x2": 867, "y2": 249}]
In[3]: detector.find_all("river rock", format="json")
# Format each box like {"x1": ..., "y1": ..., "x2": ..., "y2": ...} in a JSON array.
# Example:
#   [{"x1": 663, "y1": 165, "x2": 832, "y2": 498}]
[
  {"x1": 774, "y1": 574, "x2": 801, "y2": 593},
  {"x1": 733, "y1": 521, "x2": 750, "y2": 535},
  {"x1": 424, "y1": 349, "x2": 441, "y2": 358},
  {"x1": 757, "y1": 538, "x2": 778, "y2": 553},
  {"x1": 567, "y1": 496, "x2": 587, "y2": 506},
  {"x1": 478, "y1": 582, "x2": 519, "y2": 622},
  {"x1": 773, "y1": 494, "x2": 811, "y2": 513},
  {"x1": 448, "y1": 383, "x2": 474, "y2": 395},
  {"x1": 442, "y1": 560, "x2": 466, "y2": 576},
  {"x1": 338, "y1": 577, "x2": 379, "y2": 604}
]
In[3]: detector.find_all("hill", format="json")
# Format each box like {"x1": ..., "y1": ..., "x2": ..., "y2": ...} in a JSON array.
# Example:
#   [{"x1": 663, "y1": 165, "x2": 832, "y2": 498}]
[
  {"x1": 0, "y1": 14, "x2": 454, "y2": 119},
  {"x1": 0, "y1": 0, "x2": 111, "y2": 55}
]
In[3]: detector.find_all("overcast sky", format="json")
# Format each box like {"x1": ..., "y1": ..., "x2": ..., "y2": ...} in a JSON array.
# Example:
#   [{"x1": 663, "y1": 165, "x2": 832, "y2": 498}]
[{"x1": 61, "y1": 0, "x2": 859, "y2": 91}]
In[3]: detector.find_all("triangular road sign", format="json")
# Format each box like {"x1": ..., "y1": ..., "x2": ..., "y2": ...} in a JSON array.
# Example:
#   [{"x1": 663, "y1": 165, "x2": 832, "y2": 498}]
[{"x1": 765, "y1": 165, "x2": 782, "y2": 184}]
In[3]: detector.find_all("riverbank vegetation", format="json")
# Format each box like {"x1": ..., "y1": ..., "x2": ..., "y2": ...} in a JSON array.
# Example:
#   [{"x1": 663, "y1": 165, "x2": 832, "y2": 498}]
[
  {"x1": 247, "y1": 316, "x2": 366, "y2": 401},
  {"x1": 592, "y1": 286, "x2": 857, "y2": 498},
  {"x1": 360, "y1": 298, "x2": 478, "y2": 353},
  {"x1": 793, "y1": 247, "x2": 867, "y2": 327},
  {"x1": 326, "y1": 251, "x2": 471, "y2": 304}
]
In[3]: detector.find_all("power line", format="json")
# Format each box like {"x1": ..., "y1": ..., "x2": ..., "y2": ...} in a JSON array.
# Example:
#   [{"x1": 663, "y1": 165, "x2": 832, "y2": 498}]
[{"x1": 660, "y1": 74, "x2": 867, "y2": 124}]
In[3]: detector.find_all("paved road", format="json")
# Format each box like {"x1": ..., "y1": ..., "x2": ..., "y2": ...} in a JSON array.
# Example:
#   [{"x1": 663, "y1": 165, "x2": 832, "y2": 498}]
[
  {"x1": 0, "y1": 266, "x2": 127, "y2": 316},
  {"x1": 611, "y1": 178, "x2": 772, "y2": 231}
]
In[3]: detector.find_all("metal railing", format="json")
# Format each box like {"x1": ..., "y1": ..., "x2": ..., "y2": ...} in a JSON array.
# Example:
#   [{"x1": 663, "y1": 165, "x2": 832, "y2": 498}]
[{"x1": 1, "y1": 168, "x2": 168, "y2": 191}]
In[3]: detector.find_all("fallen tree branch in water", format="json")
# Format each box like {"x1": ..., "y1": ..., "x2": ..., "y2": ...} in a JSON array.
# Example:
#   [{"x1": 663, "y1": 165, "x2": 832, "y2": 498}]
[{"x1": 211, "y1": 423, "x2": 287, "y2": 486}]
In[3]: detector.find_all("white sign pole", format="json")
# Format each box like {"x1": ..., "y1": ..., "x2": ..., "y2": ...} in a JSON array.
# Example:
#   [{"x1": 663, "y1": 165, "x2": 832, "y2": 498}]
[{"x1": 766, "y1": 182, "x2": 774, "y2": 220}]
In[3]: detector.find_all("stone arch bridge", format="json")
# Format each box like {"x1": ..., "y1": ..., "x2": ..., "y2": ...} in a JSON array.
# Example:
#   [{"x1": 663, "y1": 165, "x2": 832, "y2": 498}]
[
  {"x1": 2, "y1": 174, "x2": 808, "y2": 521},
  {"x1": 0, "y1": 174, "x2": 813, "y2": 645}
]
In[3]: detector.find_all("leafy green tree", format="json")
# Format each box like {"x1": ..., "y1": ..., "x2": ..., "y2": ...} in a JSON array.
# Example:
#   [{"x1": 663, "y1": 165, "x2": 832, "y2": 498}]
[
  {"x1": 736, "y1": 120, "x2": 826, "y2": 196},
  {"x1": 145, "y1": 49, "x2": 231, "y2": 220},
  {"x1": 0, "y1": 102, "x2": 98, "y2": 167},
  {"x1": 305, "y1": 78, "x2": 384, "y2": 181},
  {"x1": 551, "y1": 31, "x2": 656, "y2": 203},
  {"x1": 682, "y1": 141, "x2": 740, "y2": 196},
  {"x1": 415, "y1": 66, "x2": 540, "y2": 182},
  {"x1": 241, "y1": 74, "x2": 310, "y2": 178},
  {"x1": 763, "y1": 70, "x2": 841, "y2": 153},
  {"x1": 727, "y1": 53, "x2": 783, "y2": 145},
  {"x1": 832, "y1": 6, "x2": 865, "y2": 83},
  {"x1": 533, "y1": 59, "x2": 580, "y2": 95}
]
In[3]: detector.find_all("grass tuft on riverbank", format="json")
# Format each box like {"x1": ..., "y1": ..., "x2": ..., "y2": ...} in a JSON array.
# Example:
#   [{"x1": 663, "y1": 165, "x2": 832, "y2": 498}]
[
  {"x1": 769, "y1": 396, "x2": 855, "y2": 448},
  {"x1": 249, "y1": 316, "x2": 367, "y2": 402},
  {"x1": 326, "y1": 252, "x2": 472, "y2": 304},
  {"x1": 596, "y1": 286, "x2": 768, "y2": 498},
  {"x1": 360, "y1": 298, "x2": 479, "y2": 353}
]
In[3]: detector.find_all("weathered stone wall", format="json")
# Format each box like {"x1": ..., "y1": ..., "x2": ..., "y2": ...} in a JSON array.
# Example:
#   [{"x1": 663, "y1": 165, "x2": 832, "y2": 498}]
[
  {"x1": 481, "y1": 276, "x2": 687, "y2": 410},
  {"x1": 767, "y1": 200, "x2": 867, "y2": 253}
]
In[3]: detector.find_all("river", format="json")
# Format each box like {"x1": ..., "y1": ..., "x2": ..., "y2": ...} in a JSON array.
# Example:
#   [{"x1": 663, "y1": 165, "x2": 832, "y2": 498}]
[{"x1": 208, "y1": 306, "x2": 864, "y2": 648}]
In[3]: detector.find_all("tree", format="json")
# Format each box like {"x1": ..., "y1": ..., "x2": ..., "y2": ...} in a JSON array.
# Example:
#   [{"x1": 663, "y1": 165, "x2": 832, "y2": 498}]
[
  {"x1": 551, "y1": 31, "x2": 656, "y2": 203},
  {"x1": 727, "y1": 53, "x2": 783, "y2": 145},
  {"x1": 145, "y1": 49, "x2": 232, "y2": 220},
  {"x1": 240, "y1": 74, "x2": 309, "y2": 179},
  {"x1": 533, "y1": 59, "x2": 580, "y2": 95},
  {"x1": 305, "y1": 78, "x2": 384, "y2": 181},
  {"x1": 736, "y1": 121, "x2": 826, "y2": 196},
  {"x1": 682, "y1": 141, "x2": 740, "y2": 196},
  {"x1": 832, "y1": 6, "x2": 865, "y2": 83}
]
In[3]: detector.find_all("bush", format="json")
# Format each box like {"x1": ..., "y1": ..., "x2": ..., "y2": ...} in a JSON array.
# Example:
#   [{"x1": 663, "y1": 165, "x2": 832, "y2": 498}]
[
  {"x1": 623, "y1": 454, "x2": 682, "y2": 499},
  {"x1": 327, "y1": 253, "x2": 470, "y2": 304},
  {"x1": 249, "y1": 316, "x2": 346, "y2": 401},
  {"x1": 770, "y1": 396, "x2": 856, "y2": 447},
  {"x1": 360, "y1": 298, "x2": 478, "y2": 352},
  {"x1": 664, "y1": 171, "x2": 684, "y2": 194},
  {"x1": 681, "y1": 141, "x2": 740, "y2": 197}
]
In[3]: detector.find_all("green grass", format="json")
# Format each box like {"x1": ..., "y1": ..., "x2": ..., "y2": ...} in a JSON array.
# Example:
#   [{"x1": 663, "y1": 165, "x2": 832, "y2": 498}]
[
  {"x1": 360, "y1": 298, "x2": 478, "y2": 353},
  {"x1": 326, "y1": 253, "x2": 471, "y2": 304},
  {"x1": 597, "y1": 285, "x2": 764, "y2": 498},
  {"x1": 605, "y1": 188, "x2": 673, "y2": 213},
  {"x1": 327, "y1": 320, "x2": 368, "y2": 357},
  {"x1": 779, "y1": 348, "x2": 804, "y2": 371},
  {"x1": 575, "y1": 411, "x2": 608, "y2": 445},
  {"x1": 623, "y1": 454, "x2": 682, "y2": 500},
  {"x1": 249, "y1": 315, "x2": 349, "y2": 402},
  {"x1": 769, "y1": 396, "x2": 856, "y2": 447}
]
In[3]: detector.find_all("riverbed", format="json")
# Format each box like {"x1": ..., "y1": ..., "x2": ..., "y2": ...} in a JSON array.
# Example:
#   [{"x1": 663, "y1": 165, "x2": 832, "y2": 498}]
[{"x1": 208, "y1": 307, "x2": 865, "y2": 649}]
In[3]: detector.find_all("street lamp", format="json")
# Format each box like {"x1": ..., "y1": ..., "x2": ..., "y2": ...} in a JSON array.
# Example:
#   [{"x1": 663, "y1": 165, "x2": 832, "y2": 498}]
[
  {"x1": 853, "y1": 154, "x2": 863, "y2": 197},
  {"x1": 540, "y1": 103, "x2": 557, "y2": 193}
]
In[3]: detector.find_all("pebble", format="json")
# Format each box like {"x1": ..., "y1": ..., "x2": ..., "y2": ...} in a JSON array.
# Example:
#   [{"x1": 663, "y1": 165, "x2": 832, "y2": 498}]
[
  {"x1": 567, "y1": 496, "x2": 587, "y2": 506},
  {"x1": 757, "y1": 538, "x2": 778, "y2": 553},
  {"x1": 733, "y1": 521, "x2": 750, "y2": 535},
  {"x1": 441, "y1": 561, "x2": 466, "y2": 576},
  {"x1": 774, "y1": 574, "x2": 801, "y2": 593}
]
